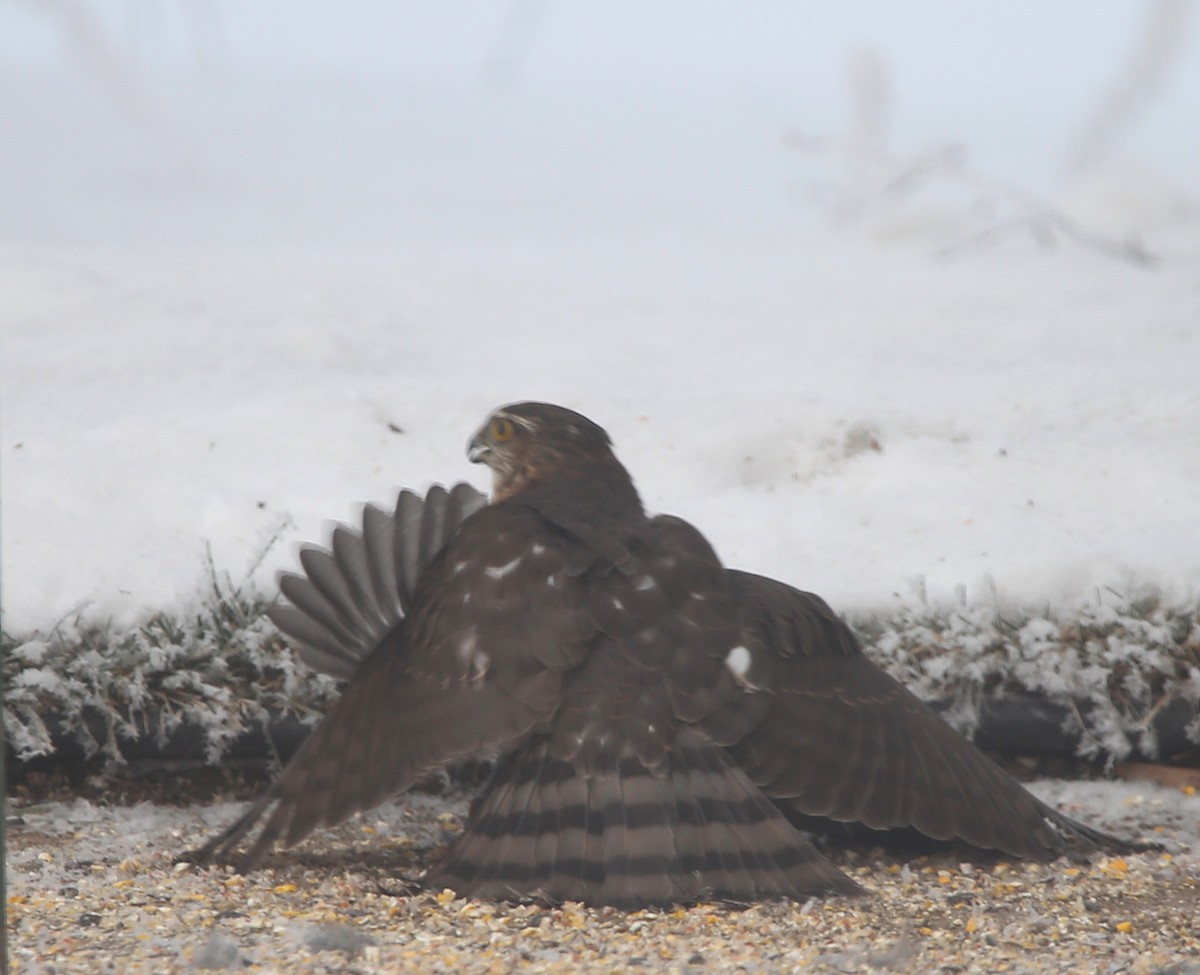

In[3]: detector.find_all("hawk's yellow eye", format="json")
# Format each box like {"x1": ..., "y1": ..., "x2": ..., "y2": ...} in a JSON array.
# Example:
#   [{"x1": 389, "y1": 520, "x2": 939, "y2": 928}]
[{"x1": 491, "y1": 417, "x2": 515, "y2": 443}]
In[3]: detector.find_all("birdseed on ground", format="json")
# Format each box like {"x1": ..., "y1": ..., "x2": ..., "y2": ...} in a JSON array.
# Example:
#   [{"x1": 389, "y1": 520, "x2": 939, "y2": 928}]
[{"x1": 7, "y1": 776, "x2": 1200, "y2": 975}]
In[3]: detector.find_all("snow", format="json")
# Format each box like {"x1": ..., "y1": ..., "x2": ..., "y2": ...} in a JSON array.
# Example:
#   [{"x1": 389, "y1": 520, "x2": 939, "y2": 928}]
[{"x1": 2, "y1": 3, "x2": 1199, "y2": 637}]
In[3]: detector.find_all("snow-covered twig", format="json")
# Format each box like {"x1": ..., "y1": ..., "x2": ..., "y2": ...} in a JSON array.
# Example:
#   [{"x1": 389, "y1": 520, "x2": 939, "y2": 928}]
[{"x1": 785, "y1": 131, "x2": 1160, "y2": 268}]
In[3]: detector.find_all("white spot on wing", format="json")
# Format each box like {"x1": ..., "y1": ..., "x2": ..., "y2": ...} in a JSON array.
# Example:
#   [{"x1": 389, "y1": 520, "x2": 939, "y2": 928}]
[
  {"x1": 725, "y1": 645, "x2": 752, "y2": 681},
  {"x1": 531, "y1": 542, "x2": 547, "y2": 556},
  {"x1": 633, "y1": 574, "x2": 657, "y2": 592},
  {"x1": 457, "y1": 629, "x2": 478, "y2": 664},
  {"x1": 457, "y1": 629, "x2": 490, "y2": 682},
  {"x1": 484, "y1": 555, "x2": 522, "y2": 579}
]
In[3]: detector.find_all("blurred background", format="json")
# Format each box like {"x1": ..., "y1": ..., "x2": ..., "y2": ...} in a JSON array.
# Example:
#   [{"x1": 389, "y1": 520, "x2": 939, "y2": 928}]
[
  {"x1": 1, "y1": 0, "x2": 1197, "y2": 251},
  {"x1": 2, "y1": 1, "x2": 1199, "y2": 630}
]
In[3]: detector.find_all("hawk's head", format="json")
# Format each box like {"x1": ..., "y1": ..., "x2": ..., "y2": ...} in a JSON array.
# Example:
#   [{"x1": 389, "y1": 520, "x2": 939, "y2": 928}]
[{"x1": 468, "y1": 402, "x2": 619, "y2": 501}]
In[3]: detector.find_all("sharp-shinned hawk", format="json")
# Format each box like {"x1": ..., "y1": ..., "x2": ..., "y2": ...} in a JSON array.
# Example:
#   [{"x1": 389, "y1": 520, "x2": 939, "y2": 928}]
[{"x1": 192, "y1": 402, "x2": 1119, "y2": 907}]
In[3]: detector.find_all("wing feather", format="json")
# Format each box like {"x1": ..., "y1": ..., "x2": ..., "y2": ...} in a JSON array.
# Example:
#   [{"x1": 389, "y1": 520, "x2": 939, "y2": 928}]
[
  {"x1": 361, "y1": 502, "x2": 402, "y2": 622},
  {"x1": 329, "y1": 522, "x2": 388, "y2": 629},
  {"x1": 195, "y1": 502, "x2": 591, "y2": 869},
  {"x1": 268, "y1": 484, "x2": 488, "y2": 678},
  {"x1": 720, "y1": 570, "x2": 1116, "y2": 858}
]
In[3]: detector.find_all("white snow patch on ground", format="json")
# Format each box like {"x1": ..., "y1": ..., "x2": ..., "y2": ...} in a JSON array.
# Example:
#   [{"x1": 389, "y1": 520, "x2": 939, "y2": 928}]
[
  {"x1": 4, "y1": 233, "x2": 1197, "y2": 633},
  {"x1": 1, "y1": 4, "x2": 1199, "y2": 634}
]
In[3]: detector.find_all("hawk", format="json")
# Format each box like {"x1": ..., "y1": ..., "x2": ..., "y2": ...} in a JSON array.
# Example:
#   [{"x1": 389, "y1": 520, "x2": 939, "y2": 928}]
[{"x1": 192, "y1": 402, "x2": 1118, "y2": 907}]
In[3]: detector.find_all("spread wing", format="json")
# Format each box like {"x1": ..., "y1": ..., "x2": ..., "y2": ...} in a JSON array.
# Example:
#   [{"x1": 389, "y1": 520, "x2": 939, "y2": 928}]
[
  {"x1": 716, "y1": 571, "x2": 1114, "y2": 858},
  {"x1": 268, "y1": 483, "x2": 487, "y2": 680},
  {"x1": 193, "y1": 502, "x2": 592, "y2": 869},
  {"x1": 426, "y1": 514, "x2": 860, "y2": 905},
  {"x1": 196, "y1": 475, "x2": 1117, "y2": 891},
  {"x1": 203, "y1": 491, "x2": 859, "y2": 903}
]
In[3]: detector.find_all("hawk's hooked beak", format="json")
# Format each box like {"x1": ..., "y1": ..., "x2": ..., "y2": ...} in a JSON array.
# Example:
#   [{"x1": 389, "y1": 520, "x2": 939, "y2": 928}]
[{"x1": 467, "y1": 429, "x2": 491, "y2": 464}]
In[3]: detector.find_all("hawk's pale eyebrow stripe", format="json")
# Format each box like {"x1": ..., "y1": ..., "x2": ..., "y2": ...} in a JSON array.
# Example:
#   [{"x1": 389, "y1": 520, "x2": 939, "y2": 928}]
[{"x1": 485, "y1": 555, "x2": 523, "y2": 579}]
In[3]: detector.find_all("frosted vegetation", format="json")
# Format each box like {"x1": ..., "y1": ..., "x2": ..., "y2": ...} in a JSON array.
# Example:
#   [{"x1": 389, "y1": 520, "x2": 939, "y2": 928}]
[
  {"x1": 4, "y1": 562, "x2": 338, "y2": 767},
  {"x1": 5, "y1": 563, "x2": 1197, "y2": 768}
]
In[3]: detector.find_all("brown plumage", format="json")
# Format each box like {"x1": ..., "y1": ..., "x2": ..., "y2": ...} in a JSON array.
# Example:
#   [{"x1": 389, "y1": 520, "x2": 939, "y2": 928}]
[{"x1": 189, "y1": 402, "x2": 1120, "y2": 907}]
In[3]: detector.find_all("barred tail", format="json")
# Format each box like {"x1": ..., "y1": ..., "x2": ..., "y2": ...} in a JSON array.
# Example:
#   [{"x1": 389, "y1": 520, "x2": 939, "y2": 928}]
[{"x1": 428, "y1": 731, "x2": 860, "y2": 908}]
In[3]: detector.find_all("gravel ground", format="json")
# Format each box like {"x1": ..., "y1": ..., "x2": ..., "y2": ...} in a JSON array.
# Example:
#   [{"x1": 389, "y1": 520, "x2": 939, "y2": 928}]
[{"x1": 8, "y1": 778, "x2": 1200, "y2": 975}]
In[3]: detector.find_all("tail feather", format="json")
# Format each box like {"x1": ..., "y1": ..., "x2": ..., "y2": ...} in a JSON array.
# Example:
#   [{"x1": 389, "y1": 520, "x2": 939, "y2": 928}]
[
  {"x1": 607, "y1": 757, "x2": 684, "y2": 905},
  {"x1": 688, "y1": 743, "x2": 806, "y2": 898},
  {"x1": 472, "y1": 745, "x2": 549, "y2": 895},
  {"x1": 530, "y1": 764, "x2": 572, "y2": 899},
  {"x1": 539, "y1": 762, "x2": 594, "y2": 903},
  {"x1": 429, "y1": 732, "x2": 860, "y2": 907}
]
